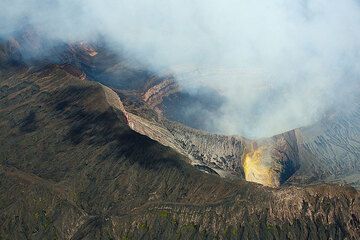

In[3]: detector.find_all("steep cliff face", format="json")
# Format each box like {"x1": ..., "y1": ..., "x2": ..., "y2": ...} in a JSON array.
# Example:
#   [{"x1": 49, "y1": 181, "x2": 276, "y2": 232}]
[
  {"x1": 123, "y1": 110, "x2": 300, "y2": 187},
  {"x1": 164, "y1": 121, "x2": 246, "y2": 177},
  {"x1": 0, "y1": 64, "x2": 359, "y2": 239}
]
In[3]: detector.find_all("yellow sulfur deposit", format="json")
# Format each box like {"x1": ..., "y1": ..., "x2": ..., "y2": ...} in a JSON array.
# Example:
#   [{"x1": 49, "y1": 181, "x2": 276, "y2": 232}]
[{"x1": 243, "y1": 148, "x2": 276, "y2": 187}]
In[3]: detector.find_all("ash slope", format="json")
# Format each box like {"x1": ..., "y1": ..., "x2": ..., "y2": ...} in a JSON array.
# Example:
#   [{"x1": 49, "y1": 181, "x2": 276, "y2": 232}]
[{"x1": 0, "y1": 59, "x2": 359, "y2": 239}]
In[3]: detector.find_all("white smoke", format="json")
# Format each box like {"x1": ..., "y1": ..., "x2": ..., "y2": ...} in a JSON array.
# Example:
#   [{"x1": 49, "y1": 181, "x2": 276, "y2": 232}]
[{"x1": 1, "y1": 0, "x2": 360, "y2": 138}]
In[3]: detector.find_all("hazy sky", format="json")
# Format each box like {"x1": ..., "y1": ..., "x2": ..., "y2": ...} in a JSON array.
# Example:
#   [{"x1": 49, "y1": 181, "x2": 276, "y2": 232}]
[{"x1": 1, "y1": 0, "x2": 360, "y2": 138}]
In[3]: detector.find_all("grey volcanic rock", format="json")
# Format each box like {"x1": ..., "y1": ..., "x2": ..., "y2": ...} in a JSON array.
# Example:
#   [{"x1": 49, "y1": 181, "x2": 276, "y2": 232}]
[{"x1": 164, "y1": 121, "x2": 246, "y2": 177}]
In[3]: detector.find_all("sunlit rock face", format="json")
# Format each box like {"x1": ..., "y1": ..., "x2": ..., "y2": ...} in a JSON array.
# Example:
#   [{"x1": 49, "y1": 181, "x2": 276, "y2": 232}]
[{"x1": 243, "y1": 130, "x2": 300, "y2": 187}]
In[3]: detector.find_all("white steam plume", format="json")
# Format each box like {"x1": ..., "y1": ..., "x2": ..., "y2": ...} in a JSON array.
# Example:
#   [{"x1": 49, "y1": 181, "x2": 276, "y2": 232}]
[{"x1": 1, "y1": 0, "x2": 360, "y2": 138}]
